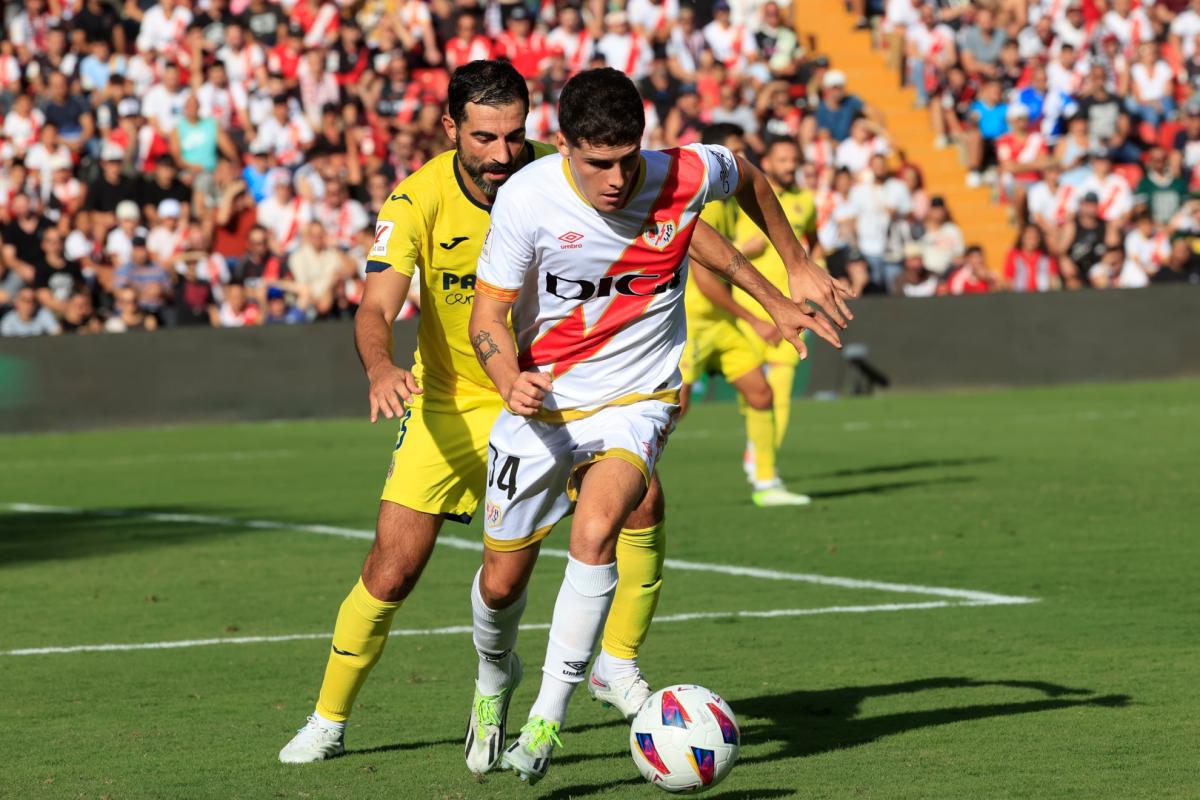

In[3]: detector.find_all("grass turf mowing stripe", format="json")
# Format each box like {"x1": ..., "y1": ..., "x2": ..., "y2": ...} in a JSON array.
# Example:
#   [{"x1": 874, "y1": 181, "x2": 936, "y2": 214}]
[
  {"x1": 3, "y1": 602, "x2": 970, "y2": 657},
  {"x1": 1, "y1": 502, "x2": 1038, "y2": 606}
]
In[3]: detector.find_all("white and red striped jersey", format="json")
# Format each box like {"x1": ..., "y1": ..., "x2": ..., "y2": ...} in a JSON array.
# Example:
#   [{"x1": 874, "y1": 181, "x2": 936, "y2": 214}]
[
  {"x1": 701, "y1": 20, "x2": 757, "y2": 71},
  {"x1": 546, "y1": 27, "x2": 593, "y2": 73},
  {"x1": 217, "y1": 42, "x2": 266, "y2": 90},
  {"x1": 627, "y1": 0, "x2": 679, "y2": 38},
  {"x1": 1079, "y1": 172, "x2": 1133, "y2": 222},
  {"x1": 1027, "y1": 180, "x2": 1077, "y2": 228},
  {"x1": 197, "y1": 82, "x2": 249, "y2": 129},
  {"x1": 445, "y1": 34, "x2": 494, "y2": 70},
  {"x1": 252, "y1": 115, "x2": 315, "y2": 167},
  {"x1": 317, "y1": 198, "x2": 369, "y2": 250},
  {"x1": 1101, "y1": 7, "x2": 1153, "y2": 53},
  {"x1": 595, "y1": 31, "x2": 653, "y2": 80},
  {"x1": 2, "y1": 107, "x2": 43, "y2": 155},
  {"x1": 477, "y1": 144, "x2": 739, "y2": 413},
  {"x1": 136, "y1": 4, "x2": 193, "y2": 55},
  {"x1": 257, "y1": 195, "x2": 314, "y2": 253}
]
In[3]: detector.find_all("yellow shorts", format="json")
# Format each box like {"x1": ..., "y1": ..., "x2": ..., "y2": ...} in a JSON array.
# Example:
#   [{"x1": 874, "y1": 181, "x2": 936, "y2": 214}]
[
  {"x1": 680, "y1": 318, "x2": 764, "y2": 385},
  {"x1": 380, "y1": 392, "x2": 503, "y2": 523},
  {"x1": 736, "y1": 318, "x2": 802, "y2": 367}
]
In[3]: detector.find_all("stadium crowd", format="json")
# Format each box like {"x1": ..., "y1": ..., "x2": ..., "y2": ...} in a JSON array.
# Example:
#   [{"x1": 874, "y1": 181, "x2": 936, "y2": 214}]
[
  {"x1": 2, "y1": 0, "x2": 1199, "y2": 337},
  {"x1": 884, "y1": 0, "x2": 1200, "y2": 291}
]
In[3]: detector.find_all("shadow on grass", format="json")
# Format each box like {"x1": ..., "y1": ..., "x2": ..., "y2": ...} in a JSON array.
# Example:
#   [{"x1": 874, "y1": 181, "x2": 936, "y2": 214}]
[
  {"x1": 812, "y1": 457, "x2": 998, "y2": 479},
  {"x1": 732, "y1": 676, "x2": 1131, "y2": 766},
  {"x1": 802, "y1": 476, "x2": 976, "y2": 500},
  {"x1": 498, "y1": 677, "x2": 1129, "y2": 799},
  {"x1": 0, "y1": 506, "x2": 265, "y2": 565}
]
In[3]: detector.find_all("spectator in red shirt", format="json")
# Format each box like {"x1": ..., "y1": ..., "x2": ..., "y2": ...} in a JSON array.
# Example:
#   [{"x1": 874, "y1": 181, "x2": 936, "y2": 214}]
[
  {"x1": 493, "y1": 6, "x2": 547, "y2": 79},
  {"x1": 942, "y1": 246, "x2": 1003, "y2": 295},
  {"x1": 1004, "y1": 224, "x2": 1063, "y2": 292},
  {"x1": 996, "y1": 104, "x2": 1052, "y2": 220},
  {"x1": 445, "y1": 12, "x2": 493, "y2": 72}
]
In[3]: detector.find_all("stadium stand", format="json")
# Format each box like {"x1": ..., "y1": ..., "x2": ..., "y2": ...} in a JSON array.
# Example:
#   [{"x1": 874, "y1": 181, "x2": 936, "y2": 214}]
[{"x1": 1, "y1": 0, "x2": 1198, "y2": 339}]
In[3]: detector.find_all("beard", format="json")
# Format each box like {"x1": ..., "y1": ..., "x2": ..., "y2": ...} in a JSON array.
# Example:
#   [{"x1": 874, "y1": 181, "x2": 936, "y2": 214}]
[{"x1": 457, "y1": 147, "x2": 517, "y2": 198}]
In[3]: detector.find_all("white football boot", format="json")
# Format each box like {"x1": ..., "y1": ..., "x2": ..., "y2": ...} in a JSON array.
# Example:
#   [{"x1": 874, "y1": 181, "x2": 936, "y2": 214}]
[
  {"x1": 501, "y1": 716, "x2": 562, "y2": 785},
  {"x1": 752, "y1": 479, "x2": 812, "y2": 507},
  {"x1": 278, "y1": 714, "x2": 345, "y2": 764},
  {"x1": 586, "y1": 670, "x2": 653, "y2": 720},
  {"x1": 464, "y1": 652, "x2": 523, "y2": 774}
]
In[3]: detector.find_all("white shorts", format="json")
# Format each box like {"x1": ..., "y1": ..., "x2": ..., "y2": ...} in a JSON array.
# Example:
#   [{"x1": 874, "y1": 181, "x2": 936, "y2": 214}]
[{"x1": 481, "y1": 400, "x2": 676, "y2": 552}]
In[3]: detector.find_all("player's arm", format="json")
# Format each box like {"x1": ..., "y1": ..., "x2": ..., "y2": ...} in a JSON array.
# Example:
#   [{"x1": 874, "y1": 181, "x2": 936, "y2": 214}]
[
  {"x1": 356, "y1": 268, "x2": 422, "y2": 422},
  {"x1": 355, "y1": 194, "x2": 428, "y2": 423},
  {"x1": 468, "y1": 291, "x2": 551, "y2": 416},
  {"x1": 686, "y1": 229, "x2": 782, "y2": 346},
  {"x1": 730, "y1": 154, "x2": 856, "y2": 328},
  {"x1": 689, "y1": 221, "x2": 841, "y2": 358}
]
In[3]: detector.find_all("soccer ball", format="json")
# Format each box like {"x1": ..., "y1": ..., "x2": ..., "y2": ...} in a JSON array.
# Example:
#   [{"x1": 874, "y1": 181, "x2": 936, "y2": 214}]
[{"x1": 629, "y1": 685, "x2": 740, "y2": 793}]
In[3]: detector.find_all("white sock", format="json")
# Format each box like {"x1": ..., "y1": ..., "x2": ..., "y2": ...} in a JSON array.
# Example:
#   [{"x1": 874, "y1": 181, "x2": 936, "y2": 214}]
[
  {"x1": 471, "y1": 567, "x2": 527, "y2": 696},
  {"x1": 312, "y1": 710, "x2": 345, "y2": 730},
  {"x1": 529, "y1": 556, "x2": 618, "y2": 726},
  {"x1": 593, "y1": 648, "x2": 640, "y2": 682}
]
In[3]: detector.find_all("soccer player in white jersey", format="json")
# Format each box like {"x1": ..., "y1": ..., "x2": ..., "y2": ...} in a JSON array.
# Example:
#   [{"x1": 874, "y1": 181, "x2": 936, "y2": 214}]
[{"x1": 467, "y1": 68, "x2": 846, "y2": 784}]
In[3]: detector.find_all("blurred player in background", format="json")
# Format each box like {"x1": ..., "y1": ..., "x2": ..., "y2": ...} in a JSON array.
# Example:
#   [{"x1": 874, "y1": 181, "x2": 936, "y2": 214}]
[
  {"x1": 277, "y1": 61, "x2": 669, "y2": 769},
  {"x1": 467, "y1": 68, "x2": 849, "y2": 784},
  {"x1": 680, "y1": 123, "x2": 811, "y2": 506},
  {"x1": 730, "y1": 136, "x2": 820, "y2": 500}
]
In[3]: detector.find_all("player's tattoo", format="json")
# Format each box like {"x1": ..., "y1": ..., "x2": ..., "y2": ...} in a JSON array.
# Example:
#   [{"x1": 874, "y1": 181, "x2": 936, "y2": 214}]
[
  {"x1": 472, "y1": 331, "x2": 501, "y2": 364},
  {"x1": 723, "y1": 252, "x2": 748, "y2": 280}
]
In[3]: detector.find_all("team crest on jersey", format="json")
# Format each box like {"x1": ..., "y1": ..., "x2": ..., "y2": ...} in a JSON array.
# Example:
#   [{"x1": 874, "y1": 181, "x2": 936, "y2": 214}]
[
  {"x1": 371, "y1": 221, "x2": 394, "y2": 257},
  {"x1": 641, "y1": 219, "x2": 677, "y2": 250},
  {"x1": 485, "y1": 499, "x2": 503, "y2": 528}
]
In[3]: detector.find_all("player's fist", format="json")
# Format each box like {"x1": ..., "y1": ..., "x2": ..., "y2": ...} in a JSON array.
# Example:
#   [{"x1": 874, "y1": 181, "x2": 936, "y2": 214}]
[
  {"x1": 368, "y1": 363, "x2": 423, "y2": 423},
  {"x1": 505, "y1": 371, "x2": 552, "y2": 417},
  {"x1": 786, "y1": 256, "x2": 856, "y2": 329}
]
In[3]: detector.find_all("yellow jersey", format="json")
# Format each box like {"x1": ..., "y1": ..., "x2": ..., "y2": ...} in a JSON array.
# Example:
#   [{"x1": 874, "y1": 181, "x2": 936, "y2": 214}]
[
  {"x1": 731, "y1": 183, "x2": 817, "y2": 322},
  {"x1": 684, "y1": 198, "x2": 740, "y2": 325},
  {"x1": 367, "y1": 141, "x2": 557, "y2": 406}
]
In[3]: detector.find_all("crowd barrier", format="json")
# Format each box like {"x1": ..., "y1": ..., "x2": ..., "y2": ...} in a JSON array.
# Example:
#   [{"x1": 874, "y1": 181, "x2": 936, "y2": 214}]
[{"x1": 2, "y1": 287, "x2": 1197, "y2": 434}]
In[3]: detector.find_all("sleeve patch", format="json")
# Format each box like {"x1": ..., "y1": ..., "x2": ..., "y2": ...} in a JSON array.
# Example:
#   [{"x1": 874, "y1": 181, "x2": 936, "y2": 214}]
[
  {"x1": 370, "y1": 221, "x2": 395, "y2": 257},
  {"x1": 365, "y1": 260, "x2": 393, "y2": 273}
]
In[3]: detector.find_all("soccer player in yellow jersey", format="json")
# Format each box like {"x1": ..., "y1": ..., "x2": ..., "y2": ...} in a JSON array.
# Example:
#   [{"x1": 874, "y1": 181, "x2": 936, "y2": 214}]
[
  {"x1": 730, "y1": 137, "x2": 820, "y2": 495},
  {"x1": 680, "y1": 125, "x2": 811, "y2": 506},
  {"x1": 278, "y1": 62, "x2": 670, "y2": 769}
]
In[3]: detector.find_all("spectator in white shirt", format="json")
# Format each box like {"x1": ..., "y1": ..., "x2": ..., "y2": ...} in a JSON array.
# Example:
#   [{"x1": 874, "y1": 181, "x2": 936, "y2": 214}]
[
  {"x1": 1128, "y1": 42, "x2": 1177, "y2": 125},
  {"x1": 141, "y1": 63, "x2": 190, "y2": 133},
  {"x1": 136, "y1": 0, "x2": 193, "y2": 56},
  {"x1": 846, "y1": 153, "x2": 912, "y2": 288}
]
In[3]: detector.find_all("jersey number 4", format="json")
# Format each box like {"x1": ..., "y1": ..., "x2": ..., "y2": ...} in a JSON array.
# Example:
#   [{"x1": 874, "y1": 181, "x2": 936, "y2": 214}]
[{"x1": 487, "y1": 444, "x2": 520, "y2": 500}]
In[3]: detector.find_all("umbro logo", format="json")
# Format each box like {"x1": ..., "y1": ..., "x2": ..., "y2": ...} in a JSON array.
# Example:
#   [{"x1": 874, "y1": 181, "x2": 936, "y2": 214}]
[
  {"x1": 332, "y1": 645, "x2": 357, "y2": 657},
  {"x1": 391, "y1": 193, "x2": 412, "y2": 204},
  {"x1": 558, "y1": 231, "x2": 584, "y2": 250},
  {"x1": 562, "y1": 660, "x2": 589, "y2": 675},
  {"x1": 439, "y1": 236, "x2": 469, "y2": 250}
]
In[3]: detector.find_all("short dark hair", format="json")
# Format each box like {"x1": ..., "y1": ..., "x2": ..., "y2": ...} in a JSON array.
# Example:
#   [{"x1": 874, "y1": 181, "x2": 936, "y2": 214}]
[
  {"x1": 559, "y1": 68, "x2": 645, "y2": 147},
  {"x1": 447, "y1": 60, "x2": 529, "y2": 126},
  {"x1": 965, "y1": 245, "x2": 983, "y2": 257},
  {"x1": 702, "y1": 123, "x2": 744, "y2": 147},
  {"x1": 762, "y1": 136, "x2": 800, "y2": 158}
]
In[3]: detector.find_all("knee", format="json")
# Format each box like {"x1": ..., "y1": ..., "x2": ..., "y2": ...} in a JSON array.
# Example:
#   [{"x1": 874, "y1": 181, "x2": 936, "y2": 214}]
[
  {"x1": 360, "y1": 546, "x2": 423, "y2": 603},
  {"x1": 478, "y1": 564, "x2": 525, "y2": 609},
  {"x1": 624, "y1": 474, "x2": 665, "y2": 530},
  {"x1": 745, "y1": 383, "x2": 774, "y2": 411},
  {"x1": 572, "y1": 515, "x2": 622, "y2": 563}
]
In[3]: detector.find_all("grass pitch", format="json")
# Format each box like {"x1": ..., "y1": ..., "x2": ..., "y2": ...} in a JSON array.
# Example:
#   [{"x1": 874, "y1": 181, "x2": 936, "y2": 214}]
[{"x1": 3, "y1": 379, "x2": 1198, "y2": 799}]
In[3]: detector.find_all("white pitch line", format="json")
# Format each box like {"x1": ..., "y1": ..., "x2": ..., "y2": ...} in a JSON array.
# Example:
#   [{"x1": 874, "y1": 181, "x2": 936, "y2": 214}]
[
  {"x1": 0, "y1": 450, "x2": 297, "y2": 470},
  {"x1": 3, "y1": 602, "x2": 968, "y2": 657},
  {"x1": 1, "y1": 503, "x2": 1038, "y2": 606}
]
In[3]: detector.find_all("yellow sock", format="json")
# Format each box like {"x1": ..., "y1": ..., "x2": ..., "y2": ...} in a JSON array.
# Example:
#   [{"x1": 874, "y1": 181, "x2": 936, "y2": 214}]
[
  {"x1": 766, "y1": 364, "x2": 795, "y2": 449},
  {"x1": 744, "y1": 407, "x2": 777, "y2": 483},
  {"x1": 601, "y1": 523, "x2": 666, "y2": 660},
  {"x1": 315, "y1": 578, "x2": 403, "y2": 722}
]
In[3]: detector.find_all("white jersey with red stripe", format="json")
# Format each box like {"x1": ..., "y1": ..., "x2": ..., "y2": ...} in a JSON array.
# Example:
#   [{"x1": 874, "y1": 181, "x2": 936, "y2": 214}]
[{"x1": 477, "y1": 143, "x2": 739, "y2": 417}]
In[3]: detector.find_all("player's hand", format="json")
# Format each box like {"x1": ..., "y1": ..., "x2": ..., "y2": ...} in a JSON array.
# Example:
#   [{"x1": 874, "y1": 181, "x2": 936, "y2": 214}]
[
  {"x1": 749, "y1": 317, "x2": 783, "y2": 347},
  {"x1": 765, "y1": 297, "x2": 842, "y2": 359},
  {"x1": 505, "y1": 371, "x2": 552, "y2": 417},
  {"x1": 787, "y1": 256, "x2": 856, "y2": 329},
  {"x1": 368, "y1": 364, "x2": 422, "y2": 423}
]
